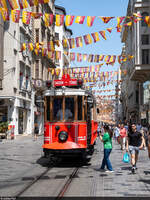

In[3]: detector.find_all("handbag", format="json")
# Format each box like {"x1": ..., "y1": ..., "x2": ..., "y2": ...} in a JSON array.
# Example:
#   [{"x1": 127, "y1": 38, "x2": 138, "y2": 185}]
[{"x1": 122, "y1": 152, "x2": 130, "y2": 163}]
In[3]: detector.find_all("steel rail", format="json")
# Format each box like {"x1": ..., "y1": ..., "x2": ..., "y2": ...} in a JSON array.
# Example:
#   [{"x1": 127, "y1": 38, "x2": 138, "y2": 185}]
[
  {"x1": 15, "y1": 166, "x2": 53, "y2": 198},
  {"x1": 56, "y1": 167, "x2": 79, "y2": 199}
]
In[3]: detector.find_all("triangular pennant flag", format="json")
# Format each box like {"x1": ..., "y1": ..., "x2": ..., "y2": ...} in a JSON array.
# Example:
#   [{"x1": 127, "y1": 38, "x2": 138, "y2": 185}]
[
  {"x1": 44, "y1": 13, "x2": 54, "y2": 27},
  {"x1": 124, "y1": 21, "x2": 132, "y2": 26},
  {"x1": 21, "y1": 43, "x2": 26, "y2": 51},
  {"x1": 11, "y1": 10, "x2": 20, "y2": 23},
  {"x1": 8, "y1": 0, "x2": 18, "y2": 9},
  {"x1": 87, "y1": 16, "x2": 95, "y2": 27},
  {"x1": 70, "y1": 52, "x2": 75, "y2": 61},
  {"x1": 106, "y1": 28, "x2": 113, "y2": 33},
  {"x1": 0, "y1": 8, "x2": 9, "y2": 21},
  {"x1": 91, "y1": 32, "x2": 100, "y2": 43},
  {"x1": 99, "y1": 31, "x2": 106, "y2": 40},
  {"x1": 56, "y1": 14, "x2": 64, "y2": 26},
  {"x1": 22, "y1": 11, "x2": 31, "y2": 25},
  {"x1": 18, "y1": 0, "x2": 28, "y2": 9},
  {"x1": 83, "y1": 54, "x2": 87, "y2": 61},
  {"x1": 42, "y1": 48, "x2": 47, "y2": 56},
  {"x1": 144, "y1": 16, "x2": 150, "y2": 27},
  {"x1": 75, "y1": 36, "x2": 83, "y2": 47},
  {"x1": 117, "y1": 16, "x2": 125, "y2": 25},
  {"x1": 65, "y1": 15, "x2": 75, "y2": 26},
  {"x1": 62, "y1": 39, "x2": 68, "y2": 48},
  {"x1": 68, "y1": 38, "x2": 75, "y2": 48},
  {"x1": 77, "y1": 53, "x2": 82, "y2": 62},
  {"x1": 99, "y1": 16, "x2": 114, "y2": 23},
  {"x1": 83, "y1": 34, "x2": 93, "y2": 45},
  {"x1": 75, "y1": 16, "x2": 85, "y2": 24},
  {"x1": 0, "y1": 0, "x2": 7, "y2": 9},
  {"x1": 28, "y1": 43, "x2": 34, "y2": 51}
]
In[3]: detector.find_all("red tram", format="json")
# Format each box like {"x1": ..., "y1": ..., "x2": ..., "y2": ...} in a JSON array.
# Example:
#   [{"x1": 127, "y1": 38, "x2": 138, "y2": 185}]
[{"x1": 42, "y1": 74, "x2": 98, "y2": 159}]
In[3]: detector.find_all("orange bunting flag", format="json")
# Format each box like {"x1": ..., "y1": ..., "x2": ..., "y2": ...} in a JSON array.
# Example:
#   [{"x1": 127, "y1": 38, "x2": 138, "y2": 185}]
[
  {"x1": 47, "y1": 41, "x2": 54, "y2": 51},
  {"x1": 22, "y1": 11, "x2": 31, "y2": 25},
  {"x1": 99, "y1": 55, "x2": 104, "y2": 61},
  {"x1": 42, "y1": 48, "x2": 47, "y2": 57},
  {"x1": 28, "y1": 43, "x2": 34, "y2": 51},
  {"x1": 87, "y1": 16, "x2": 95, "y2": 27},
  {"x1": 116, "y1": 25, "x2": 122, "y2": 32},
  {"x1": 106, "y1": 28, "x2": 113, "y2": 33},
  {"x1": 91, "y1": 32, "x2": 100, "y2": 43},
  {"x1": 68, "y1": 38, "x2": 75, "y2": 49},
  {"x1": 124, "y1": 21, "x2": 132, "y2": 26},
  {"x1": 21, "y1": 43, "x2": 26, "y2": 51},
  {"x1": 62, "y1": 39, "x2": 68, "y2": 48},
  {"x1": 70, "y1": 52, "x2": 75, "y2": 61},
  {"x1": 65, "y1": 15, "x2": 75, "y2": 26},
  {"x1": 0, "y1": 8, "x2": 9, "y2": 21},
  {"x1": 117, "y1": 16, "x2": 125, "y2": 25},
  {"x1": 44, "y1": 14, "x2": 54, "y2": 27},
  {"x1": 75, "y1": 36, "x2": 83, "y2": 47},
  {"x1": 105, "y1": 55, "x2": 111, "y2": 64},
  {"x1": 56, "y1": 14, "x2": 64, "y2": 26},
  {"x1": 18, "y1": 0, "x2": 28, "y2": 9},
  {"x1": 144, "y1": 16, "x2": 150, "y2": 27},
  {"x1": 75, "y1": 16, "x2": 85, "y2": 24},
  {"x1": 31, "y1": 12, "x2": 42, "y2": 19},
  {"x1": 99, "y1": 16, "x2": 114, "y2": 23},
  {"x1": 83, "y1": 54, "x2": 88, "y2": 61},
  {"x1": 55, "y1": 40, "x2": 60, "y2": 47},
  {"x1": 77, "y1": 53, "x2": 82, "y2": 62},
  {"x1": 55, "y1": 51, "x2": 61, "y2": 60},
  {"x1": 83, "y1": 34, "x2": 93, "y2": 45},
  {"x1": 0, "y1": 0, "x2": 7, "y2": 9},
  {"x1": 11, "y1": 10, "x2": 20, "y2": 23},
  {"x1": 8, "y1": 0, "x2": 18, "y2": 9},
  {"x1": 99, "y1": 31, "x2": 106, "y2": 40},
  {"x1": 133, "y1": 13, "x2": 142, "y2": 18}
]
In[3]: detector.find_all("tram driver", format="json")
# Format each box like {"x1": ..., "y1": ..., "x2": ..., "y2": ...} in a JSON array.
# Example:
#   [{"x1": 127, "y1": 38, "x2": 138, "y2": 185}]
[{"x1": 56, "y1": 108, "x2": 73, "y2": 120}]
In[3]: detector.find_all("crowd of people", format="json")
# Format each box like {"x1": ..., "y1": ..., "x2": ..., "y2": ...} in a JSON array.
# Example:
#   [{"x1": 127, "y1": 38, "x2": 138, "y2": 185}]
[{"x1": 98, "y1": 122, "x2": 150, "y2": 174}]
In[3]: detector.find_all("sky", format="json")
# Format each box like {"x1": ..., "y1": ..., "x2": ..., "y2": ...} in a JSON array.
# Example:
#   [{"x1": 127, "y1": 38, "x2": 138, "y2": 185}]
[{"x1": 55, "y1": 0, "x2": 129, "y2": 94}]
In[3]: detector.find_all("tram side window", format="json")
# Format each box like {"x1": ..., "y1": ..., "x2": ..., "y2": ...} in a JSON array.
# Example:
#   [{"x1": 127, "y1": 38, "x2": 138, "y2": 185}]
[
  {"x1": 65, "y1": 97, "x2": 74, "y2": 120},
  {"x1": 46, "y1": 97, "x2": 50, "y2": 121},
  {"x1": 78, "y1": 96, "x2": 82, "y2": 120},
  {"x1": 53, "y1": 98, "x2": 63, "y2": 120}
]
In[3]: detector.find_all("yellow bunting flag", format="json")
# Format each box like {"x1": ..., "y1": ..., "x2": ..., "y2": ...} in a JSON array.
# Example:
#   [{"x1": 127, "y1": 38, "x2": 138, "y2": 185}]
[
  {"x1": 99, "y1": 16, "x2": 114, "y2": 23},
  {"x1": 65, "y1": 15, "x2": 75, "y2": 26},
  {"x1": 44, "y1": 13, "x2": 54, "y2": 27},
  {"x1": 8, "y1": 0, "x2": 18, "y2": 9},
  {"x1": 11, "y1": 10, "x2": 20, "y2": 23},
  {"x1": 75, "y1": 16, "x2": 85, "y2": 24},
  {"x1": 75, "y1": 36, "x2": 83, "y2": 47},
  {"x1": 144, "y1": 16, "x2": 150, "y2": 27},
  {"x1": 56, "y1": 14, "x2": 64, "y2": 26},
  {"x1": 22, "y1": 11, "x2": 31, "y2": 25},
  {"x1": 18, "y1": 0, "x2": 28, "y2": 9},
  {"x1": 0, "y1": 0, "x2": 7, "y2": 9},
  {"x1": 87, "y1": 16, "x2": 95, "y2": 27},
  {"x1": 21, "y1": 43, "x2": 26, "y2": 51},
  {"x1": 0, "y1": 8, "x2": 9, "y2": 21},
  {"x1": 91, "y1": 32, "x2": 100, "y2": 43},
  {"x1": 28, "y1": 43, "x2": 34, "y2": 51}
]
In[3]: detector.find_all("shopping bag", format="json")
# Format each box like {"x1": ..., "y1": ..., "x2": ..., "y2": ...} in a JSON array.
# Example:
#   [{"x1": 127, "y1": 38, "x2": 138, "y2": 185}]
[{"x1": 122, "y1": 152, "x2": 130, "y2": 163}]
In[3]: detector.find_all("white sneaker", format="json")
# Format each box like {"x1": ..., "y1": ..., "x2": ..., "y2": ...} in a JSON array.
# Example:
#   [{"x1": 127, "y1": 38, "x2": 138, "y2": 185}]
[{"x1": 105, "y1": 170, "x2": 114, "y2": 173}]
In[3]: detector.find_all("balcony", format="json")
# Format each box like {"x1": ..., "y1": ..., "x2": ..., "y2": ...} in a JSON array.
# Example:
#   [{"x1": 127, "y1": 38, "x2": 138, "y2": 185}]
[{"x1": 130, "y1": 64, "x2": 150, "y2": 82}]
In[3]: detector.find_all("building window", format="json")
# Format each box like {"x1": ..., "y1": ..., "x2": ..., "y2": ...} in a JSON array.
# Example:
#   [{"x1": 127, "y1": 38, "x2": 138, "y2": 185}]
[
  {"x1": 141, "y1": 12, "x2": 149, "y2": 27},
  {"x1": 136, "y1": 90, "x2": 139, "y2": 104},
  {"x1": 55, "y1": 33, "x2": 59, "y2": 41},
  {"x1": 35, "y1": 60, "x2": 39, "y2": 79},
  {"x1": 142, "y1": 35, "x2": 149, "y2": 45},
  {"x1": 142, "y1": 49, "x2": 150, "y2": 64},
  {"x1": 35, "y1": 29, "x2": 39, "y2": 43}
]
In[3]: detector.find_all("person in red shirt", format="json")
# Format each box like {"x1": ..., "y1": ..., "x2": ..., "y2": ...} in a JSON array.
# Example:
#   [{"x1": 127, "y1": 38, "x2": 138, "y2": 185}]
[{"x1": 120, "y1": 124, "x2": 127, "y2": 151}]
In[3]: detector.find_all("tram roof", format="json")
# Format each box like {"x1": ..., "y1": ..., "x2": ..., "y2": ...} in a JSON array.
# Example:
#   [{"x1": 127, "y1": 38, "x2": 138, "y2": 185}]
[{"x1": 43, "y1": 87, "x2": 94, "y2": 97}]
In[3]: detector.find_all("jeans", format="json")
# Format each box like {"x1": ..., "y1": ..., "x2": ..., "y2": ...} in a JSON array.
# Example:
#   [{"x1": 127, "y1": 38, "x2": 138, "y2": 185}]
[{"x1": 101, "y1": 148, "x2": 113, "y2": 171}]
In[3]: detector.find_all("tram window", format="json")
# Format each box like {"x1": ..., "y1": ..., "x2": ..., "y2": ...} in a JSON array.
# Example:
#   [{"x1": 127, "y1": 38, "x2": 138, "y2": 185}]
[
  {"x1": 46, "y1": 97, "x2": 50, "y2": 121},
  {"x1": 78, "y1": 96, "x2": 82, "y2": 120},
  {"x1": 65, "y1": 97, "x2": 74, "y2": 120},
  {"x1": 53, "y1": 97, "x2": 63, "y2": 120}
]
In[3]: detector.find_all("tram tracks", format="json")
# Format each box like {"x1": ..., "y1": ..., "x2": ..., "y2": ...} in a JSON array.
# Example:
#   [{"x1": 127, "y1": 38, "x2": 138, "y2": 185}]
[{"x1": 14, "y1": 166, "x2": 79, "y2": 198}]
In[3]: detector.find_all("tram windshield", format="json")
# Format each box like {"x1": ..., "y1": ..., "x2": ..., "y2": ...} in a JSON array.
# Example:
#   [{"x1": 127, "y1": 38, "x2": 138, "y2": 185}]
[{"x1": 45, "y1": 95, "x2": 85, "y2": 122}]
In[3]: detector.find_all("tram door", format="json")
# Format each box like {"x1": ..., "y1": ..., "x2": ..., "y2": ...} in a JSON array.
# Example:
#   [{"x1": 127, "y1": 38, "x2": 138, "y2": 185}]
[{"x1": 86, "y1": 97, "x2": 92, "y2": 145}]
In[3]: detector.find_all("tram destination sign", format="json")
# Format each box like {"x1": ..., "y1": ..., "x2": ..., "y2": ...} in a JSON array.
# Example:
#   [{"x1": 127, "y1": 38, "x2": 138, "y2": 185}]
[{"x1": 54, "y1": 74, "x2": 77, "y2": 87}]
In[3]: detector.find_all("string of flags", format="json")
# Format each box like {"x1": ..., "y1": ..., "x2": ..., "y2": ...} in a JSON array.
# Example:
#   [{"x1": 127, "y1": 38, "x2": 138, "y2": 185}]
[{"x1": 0, "y1": 5, "x2": 150, "y2": 28}]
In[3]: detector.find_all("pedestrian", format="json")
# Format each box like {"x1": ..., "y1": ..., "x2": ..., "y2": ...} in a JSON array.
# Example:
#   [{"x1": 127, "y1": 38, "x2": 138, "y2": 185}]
[
  {"x1": 34, "y1": 123, "x2": 39, "y2": 140},
  {"x1": 126, "y1": 123, "x2": 144, "y2": 174},
  {"x1": 148, "y1": 133, "x2": 150, "y2": 158},
  {"x1": 119, "y1": 124, "x2": 127, "y2": 151},
  {"x1": 99, "y1": 125, "x2": 114, "y2": 172},
  {"x1": 136, "y1": 121, "x2": 142, "y2": 132},
  {"x1": 113, "y1": 124, "x2": 120, "y2": 143}
]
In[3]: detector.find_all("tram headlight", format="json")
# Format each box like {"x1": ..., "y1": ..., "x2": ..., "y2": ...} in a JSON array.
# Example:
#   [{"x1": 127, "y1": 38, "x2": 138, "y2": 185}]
[{"x1": 58, "y1": 131, "x2": 68, "y2": 142}]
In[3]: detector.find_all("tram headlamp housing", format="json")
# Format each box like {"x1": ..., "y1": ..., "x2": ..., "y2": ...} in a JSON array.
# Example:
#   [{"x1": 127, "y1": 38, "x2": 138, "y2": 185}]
[{"x1": 58, "y1": 131, "x2": 68, "y2": 142}]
